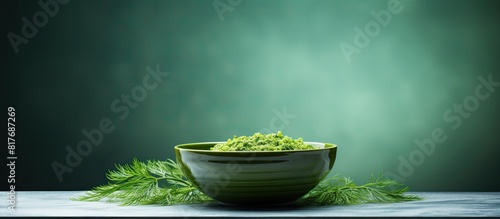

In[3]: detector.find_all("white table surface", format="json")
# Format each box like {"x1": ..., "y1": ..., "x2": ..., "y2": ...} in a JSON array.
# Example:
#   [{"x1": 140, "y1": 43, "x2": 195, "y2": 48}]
[{"x1": 1, "y1": 191, "x2": 499, "y2": 217}]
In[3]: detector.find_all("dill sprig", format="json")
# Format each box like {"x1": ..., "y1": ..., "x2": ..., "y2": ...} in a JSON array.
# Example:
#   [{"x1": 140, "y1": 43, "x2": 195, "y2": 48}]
[
  {"x1": 301, "y1": 173, "x2": 422, "y2": 205},
  {"x1": 72, "y1": 158, "x2": 211, "y2": 205},
  {"x1": 74, "y1": 159, "x2": 421, "y2": 206}
]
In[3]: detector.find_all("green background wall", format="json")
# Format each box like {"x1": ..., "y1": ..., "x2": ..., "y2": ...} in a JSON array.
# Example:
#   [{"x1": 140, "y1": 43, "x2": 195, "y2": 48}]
[{"x1": 2, "y1": 0, "x2": 499, "y2": 191}]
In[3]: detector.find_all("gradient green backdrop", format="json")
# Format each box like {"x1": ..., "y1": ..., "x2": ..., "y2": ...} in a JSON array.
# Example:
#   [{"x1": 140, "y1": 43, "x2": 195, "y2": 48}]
[{"x1": 2, "y1": 0, "x2": 499, "y2": 191}]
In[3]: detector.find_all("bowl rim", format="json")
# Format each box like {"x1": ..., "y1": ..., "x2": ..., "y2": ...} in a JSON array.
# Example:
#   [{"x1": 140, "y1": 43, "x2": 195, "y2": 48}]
[{"x1": 175, "y1": 141, "x2": 337, "y2": 153}]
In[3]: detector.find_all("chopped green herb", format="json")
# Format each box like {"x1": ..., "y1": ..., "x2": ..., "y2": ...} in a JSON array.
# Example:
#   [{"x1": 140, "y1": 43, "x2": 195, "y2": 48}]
[{"x1": 210, "y1": 131, "x2": 317, "y2": 151}]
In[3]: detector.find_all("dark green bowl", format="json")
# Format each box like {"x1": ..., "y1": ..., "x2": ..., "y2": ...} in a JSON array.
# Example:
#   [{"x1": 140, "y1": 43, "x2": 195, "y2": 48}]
[{"x1": 174, "y1": 142, "x2": 337, "y2": 205}]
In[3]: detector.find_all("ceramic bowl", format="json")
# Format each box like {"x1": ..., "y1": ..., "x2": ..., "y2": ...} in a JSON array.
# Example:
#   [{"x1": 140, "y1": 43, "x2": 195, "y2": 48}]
[{"x1": 174, "y1": 142, "x2": 337, "y2": 205}]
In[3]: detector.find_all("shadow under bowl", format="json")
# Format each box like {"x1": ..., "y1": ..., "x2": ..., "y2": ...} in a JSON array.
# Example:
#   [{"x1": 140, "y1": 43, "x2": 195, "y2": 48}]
[{"x1": 174, "y1": 142, "x2": 337, "y2": 205}]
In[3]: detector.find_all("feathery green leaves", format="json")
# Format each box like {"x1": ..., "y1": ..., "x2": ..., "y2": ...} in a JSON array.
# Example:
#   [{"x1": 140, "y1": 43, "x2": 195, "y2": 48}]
[
  {"x1": 301, "y1": 173, "x2": 422, "y2": 205},
  {"x1": 72, "y1": 158, "x2": 211, "y2": 205},
  {"x1": 74, "y1": 159, "x2": 421, "y2": 206}
]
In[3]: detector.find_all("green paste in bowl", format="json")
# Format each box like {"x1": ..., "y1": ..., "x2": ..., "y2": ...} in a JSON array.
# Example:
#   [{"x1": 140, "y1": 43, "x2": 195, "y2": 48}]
[{"x1": 210, "y1": 131, "x2": 318, "y2": 151}]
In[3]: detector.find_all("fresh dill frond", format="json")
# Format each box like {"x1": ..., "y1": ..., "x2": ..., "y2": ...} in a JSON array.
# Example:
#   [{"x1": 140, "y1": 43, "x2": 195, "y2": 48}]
[
  {"x1": 72, "y1": 158, "x2": 211, "y2": 205},
  {"x1": 74, "y1": 159, "x2": 421, "y2": 206},
  {"x1": 301, "y1": 172, "x2": 422, "y2": 205}
]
